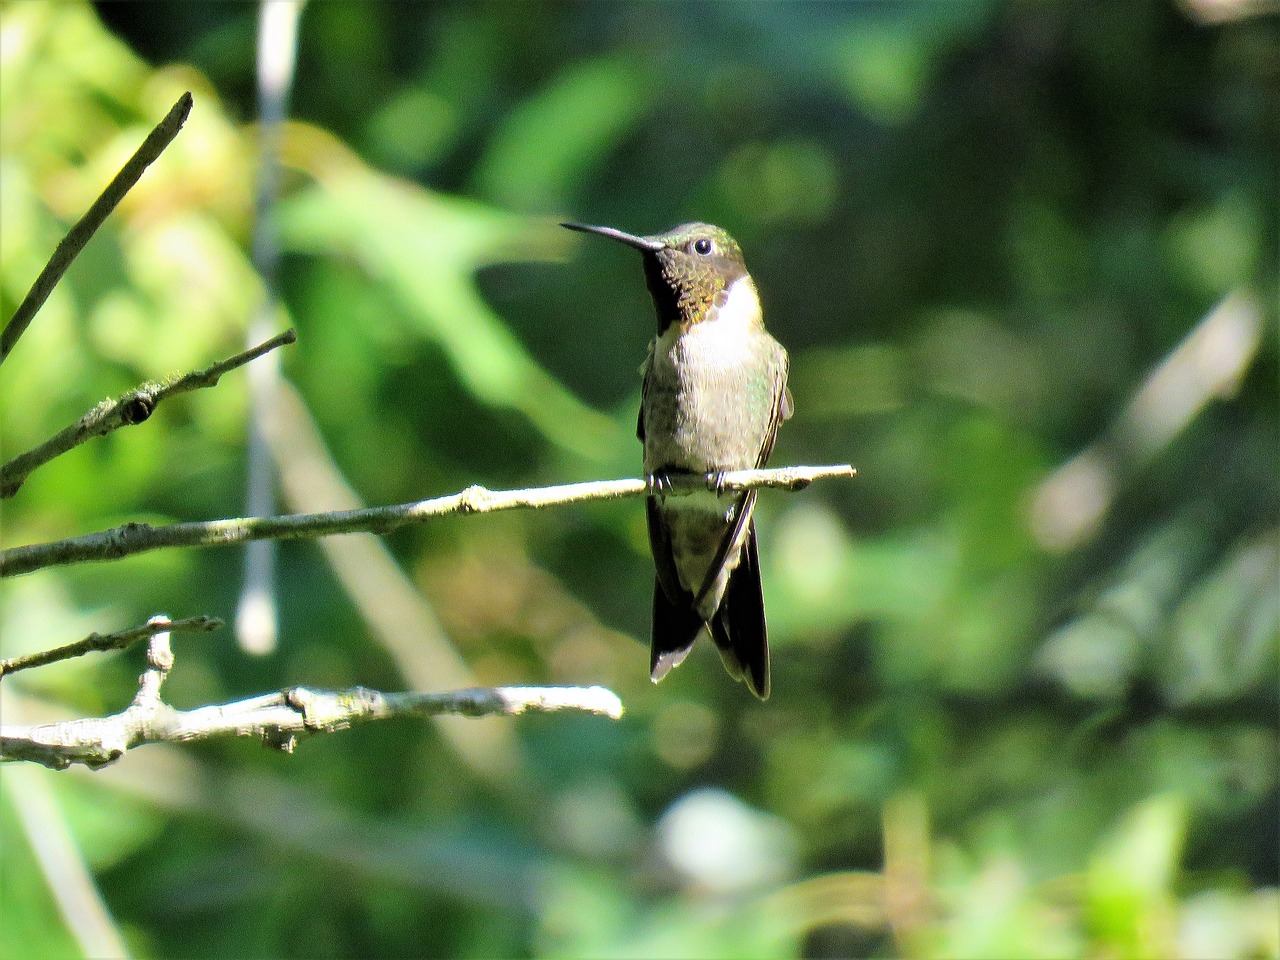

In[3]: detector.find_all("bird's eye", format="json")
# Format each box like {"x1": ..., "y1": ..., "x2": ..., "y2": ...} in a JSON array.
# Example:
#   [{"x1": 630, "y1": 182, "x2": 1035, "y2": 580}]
[{"x1": 693, "y1": 237, "x2": 714, "y2": 256}]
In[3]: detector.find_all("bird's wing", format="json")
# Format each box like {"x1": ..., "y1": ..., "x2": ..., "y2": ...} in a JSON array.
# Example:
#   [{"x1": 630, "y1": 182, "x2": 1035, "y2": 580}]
[
  {"x1": 650, "y1": 578, "x2": 704, "y2": 683},
  {"x1": 754, "y1": 350, "x2": 792, "y2": 469},
  {"x1": 692, "y1": 489, "x2": 757, "y2": 610},
  {"x1": 647, "y1": 497, "x2": 688, "y2": 606},
  {"x1": 637, "y1": 342, "x2": 653, "y2": 443},
  {"x1": 710, "y1": 521, "x2": 769, "y2": 699},
  {"x1": 640, "y1": 341, "x2": 686, "y2": 605}
]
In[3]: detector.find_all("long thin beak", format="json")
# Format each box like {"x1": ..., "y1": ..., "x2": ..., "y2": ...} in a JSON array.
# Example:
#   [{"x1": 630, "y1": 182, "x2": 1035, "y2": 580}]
[{"x1": 561, "y1": 222, "x2": 664, "y2": 252}]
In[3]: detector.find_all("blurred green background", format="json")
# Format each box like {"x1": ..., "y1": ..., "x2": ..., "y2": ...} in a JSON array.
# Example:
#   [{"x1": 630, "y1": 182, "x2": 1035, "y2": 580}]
[{"x1": 1, "y1": 1, "x2": 1277, "y2": 957}]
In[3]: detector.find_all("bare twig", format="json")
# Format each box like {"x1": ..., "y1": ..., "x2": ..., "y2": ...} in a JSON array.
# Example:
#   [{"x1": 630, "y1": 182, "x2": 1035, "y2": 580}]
[
  {"x1": 0, "y1": 464, "x2": 856, "y2": 578},
  {"x1": 0, "y1": 92, "x2": 193, "y2": 365},
  {"x1": 3, "y1": 669, "x2": 625, "y2": 771},
  {"x1": 2, "y1": 618, "x2": 623, "y2": 770},
  {"x1": 130, "y1": 615, "x2": 178, "y2": 711},
  {"x1": 0, "y1": 329, "x2": 297, "y2": 498},
  {"x1": 0, "y1": 615, "x2": 220, "y2": 679}
]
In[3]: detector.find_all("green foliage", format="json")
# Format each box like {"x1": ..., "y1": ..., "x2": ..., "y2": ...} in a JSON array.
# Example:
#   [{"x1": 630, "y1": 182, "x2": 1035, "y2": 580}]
[{"x1": 2, "y1": 1, "x2": 1276, "y2": 958}]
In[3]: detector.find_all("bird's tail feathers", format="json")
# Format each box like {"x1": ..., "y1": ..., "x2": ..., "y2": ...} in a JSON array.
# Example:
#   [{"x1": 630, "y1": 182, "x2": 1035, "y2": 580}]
[
  {"x1": 650, "y1": 581, "x2": 704, "y2": 683},
  {"x1": 708, "y1": 524, "x2": 770, "y2": 699}
]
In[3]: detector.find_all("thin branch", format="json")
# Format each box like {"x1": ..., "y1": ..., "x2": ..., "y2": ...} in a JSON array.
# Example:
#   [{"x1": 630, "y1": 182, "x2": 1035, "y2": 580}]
[
  {"x1": 5, "y1": 682, "x2": 626, "y2": 768},
  {"x1": 0, "y1": 464, "x2": 856, "y2": 578},
  {"x1": 0, "y1": 615, "x2": 220, "y2": 679},
  {"x1": 2, "y1": 630, "x2": 625, "y2": 771},
  {"x1": 0, "y1": 92, "x2": 193, "y2": 365},
  {"x1": 0, "y1": 328, "x2": 297, "y2": 498},
  {"x1": 2, "y1": 618, "x2": 623, "y2": 769}
]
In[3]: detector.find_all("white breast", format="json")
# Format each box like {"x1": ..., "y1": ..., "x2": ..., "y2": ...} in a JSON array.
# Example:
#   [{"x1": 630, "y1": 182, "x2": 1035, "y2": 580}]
[
  {"x1": 643, "y1": 276, "x2": 777, "y2": 486},
  {"x1": 652, "y1": 276, "x2": 761, "y2": 369}
]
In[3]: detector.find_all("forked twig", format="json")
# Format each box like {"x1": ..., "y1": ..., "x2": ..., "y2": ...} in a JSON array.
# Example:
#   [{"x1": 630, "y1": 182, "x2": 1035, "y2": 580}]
[
  {"x1": 0, "y1": 616, "x2": 221, "y2": 679},
  {"x1": 1, "y1": 617, "x2": 624, "y2": 770},
  {"x1": 1, "y1": 329, "x2": 297, "y2": 498}
]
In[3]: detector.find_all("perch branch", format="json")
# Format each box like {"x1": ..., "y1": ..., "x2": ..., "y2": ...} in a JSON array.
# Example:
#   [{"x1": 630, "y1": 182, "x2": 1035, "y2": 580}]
[
  {"x1": 0, "y1": 329, "x2": 297, "y2": 498},
  {"x1": 0, "y1": 616, "x2": 221, "y2": 679},
  {"x1": 1, "y1": 622, "x2": 624, "y2": 770},
  {"x1": 0, "y1": 464, "x2": 856, "y2": 578},
  {"x1": 0, "y1": 92, "x2": 193, "y2": 365}
]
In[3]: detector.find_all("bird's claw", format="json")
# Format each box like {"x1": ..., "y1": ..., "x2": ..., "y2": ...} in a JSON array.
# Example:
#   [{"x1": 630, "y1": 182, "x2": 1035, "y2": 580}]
[{"x1": 647, "y1": 471, "x2": 675, "y2": 496}]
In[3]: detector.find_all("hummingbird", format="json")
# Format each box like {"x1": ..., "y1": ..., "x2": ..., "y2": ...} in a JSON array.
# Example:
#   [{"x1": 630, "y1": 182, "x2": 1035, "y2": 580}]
[{"x1": 562, "y1": 221, "x2": 792, "y2": 699}]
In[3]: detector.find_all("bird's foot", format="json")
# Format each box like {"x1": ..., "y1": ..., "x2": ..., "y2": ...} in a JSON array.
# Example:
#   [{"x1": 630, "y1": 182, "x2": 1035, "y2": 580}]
[{"x1": 647, "y1": 470, "x2": 676, "y2": 496}]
